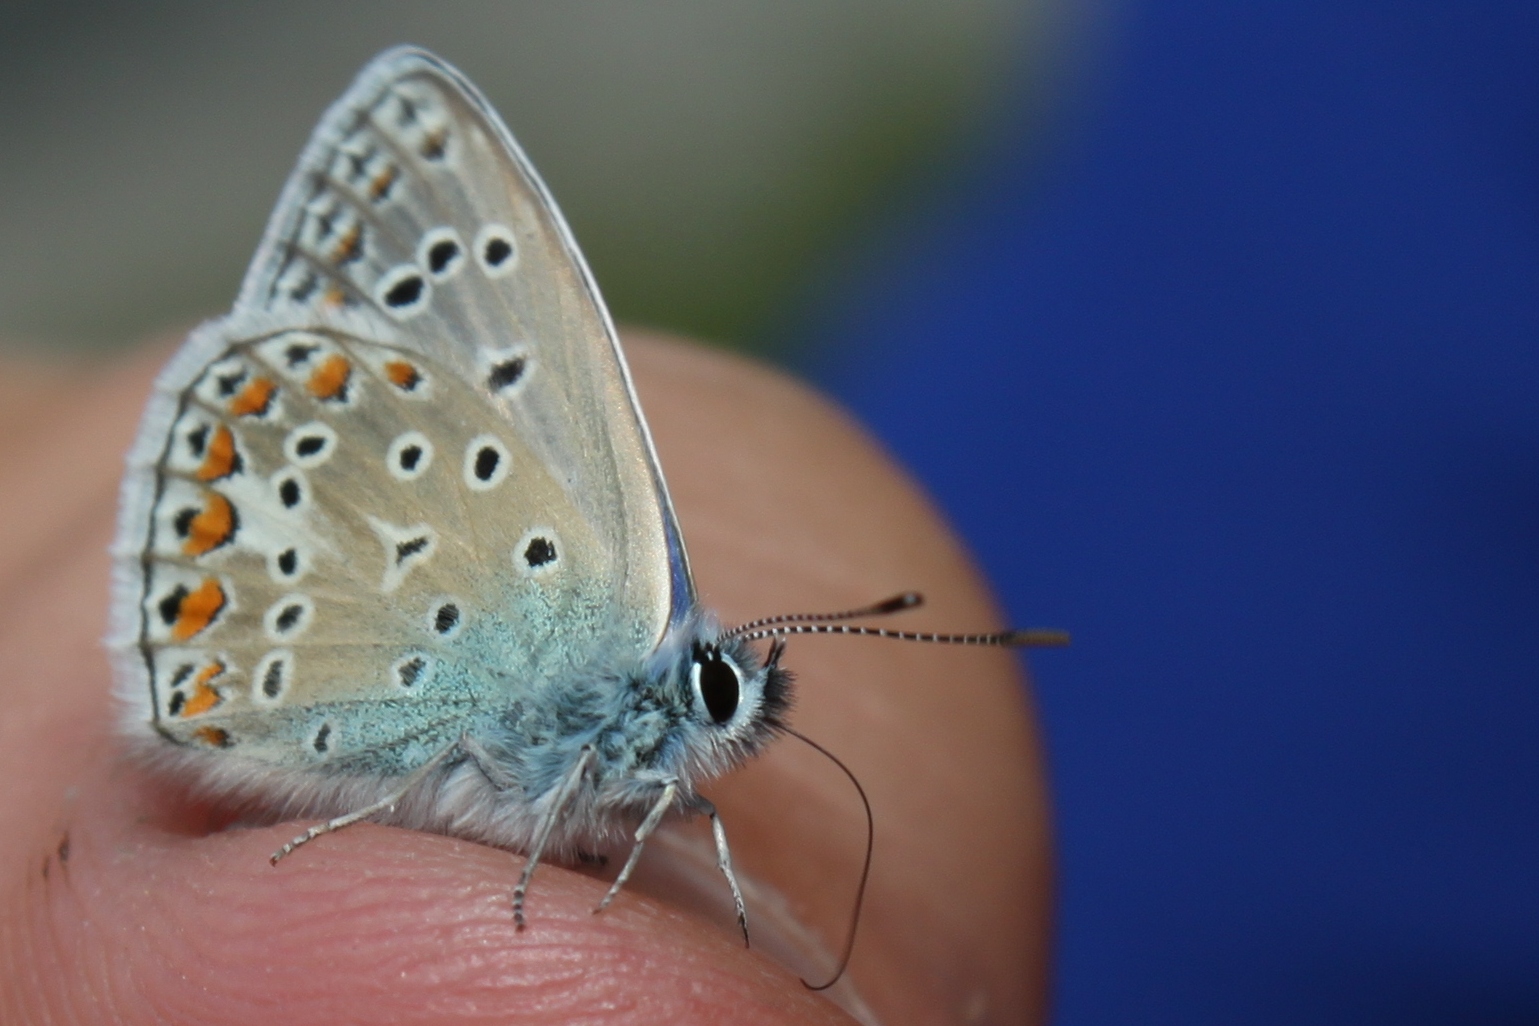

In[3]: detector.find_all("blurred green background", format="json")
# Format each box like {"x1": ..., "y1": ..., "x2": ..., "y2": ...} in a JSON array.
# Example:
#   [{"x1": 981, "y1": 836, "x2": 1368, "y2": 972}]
[{"x1": 0, "y1": 0, "x2": 1059, "y2": 356}]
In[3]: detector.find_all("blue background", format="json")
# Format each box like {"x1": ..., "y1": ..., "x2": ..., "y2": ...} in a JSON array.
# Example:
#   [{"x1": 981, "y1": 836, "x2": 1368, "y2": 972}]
[{"x1": 805, "y1": 1, "x2": 1539, "y2": 1021}]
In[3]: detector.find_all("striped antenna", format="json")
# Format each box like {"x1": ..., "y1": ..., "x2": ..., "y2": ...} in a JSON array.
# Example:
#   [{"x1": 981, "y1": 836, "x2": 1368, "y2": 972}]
[
  {"x1": 728, "y1": 590, "x2": 1068, "y2": 647},
  {"x1": 735, "y1": 623, "x2": 1071, "y2": 646},
  {"x1": 724, "y1": 592, "x2": 923, "y2": 639}
]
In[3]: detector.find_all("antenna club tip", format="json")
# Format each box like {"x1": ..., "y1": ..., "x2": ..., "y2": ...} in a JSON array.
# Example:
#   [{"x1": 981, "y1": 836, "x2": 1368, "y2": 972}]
[
  {"x1": 1004, "y1": 629, "x2": 1072, "y2": 647},
  {"x1": 876, "y1": 592, "x2": 923, "y2": 613}
]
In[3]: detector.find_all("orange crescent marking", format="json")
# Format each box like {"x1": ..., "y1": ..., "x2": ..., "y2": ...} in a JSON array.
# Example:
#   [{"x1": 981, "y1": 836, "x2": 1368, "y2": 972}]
[
  {"x1": 181, "y1": 661, "x2": 226, "y2": 717},
  {"x1": 193, "y1": 726, "x2": 231, "y2": 748},
  {"x1": 307, "y1": 354, "x2": 351, "y2": 400},
  {"x1": 421, "y1": 127, "x2": 448, "y2": 160},
  {"x1": 229, "y1": 376, "x2": 276, "y2": 417},
  {"x1": 384, "y1": 359, "x2": 421, "y2": 391},
  {"x1": 332, "y1": 224, "x2": 363, "y2": 264},
  {"x1": 171, "y1": 578, "x2": 227, "y2": 641},
  {"x1": 182, "y1": 492, "x2": 236, "y2": 557},
  {"x1": 195, "y1": 425, "x2": 239, "y2": 481},
  {"x1": 322, "y1": 284, "x2": 347, "y2": 308},
  {"x1": 369, "y1": 165, "x2": 399, "y2": 201}
]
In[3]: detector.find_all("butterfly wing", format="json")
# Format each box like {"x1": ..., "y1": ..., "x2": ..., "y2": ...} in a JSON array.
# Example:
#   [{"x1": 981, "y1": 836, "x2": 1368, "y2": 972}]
[{"x1": 111, "y1": 48, "x2": 692, "y2": 781}]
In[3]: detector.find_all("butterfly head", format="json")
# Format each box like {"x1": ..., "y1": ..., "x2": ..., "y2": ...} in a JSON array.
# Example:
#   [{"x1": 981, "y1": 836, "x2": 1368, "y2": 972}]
[{"x1": 637, "y1": 619, "x2": 792, "y2": 784}]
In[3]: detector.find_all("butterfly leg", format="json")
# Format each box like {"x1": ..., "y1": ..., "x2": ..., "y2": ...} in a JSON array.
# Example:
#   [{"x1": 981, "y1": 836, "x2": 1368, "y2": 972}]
[
  {"x1": 513, "y1": 743, "x2": 595, "y2": 930},
  {"x1": 593, "y1": 778, "x2": 680, "y2": 914},
  {"x1": 270, "y1": 739, "x2": 462, "y2": 865},
  {"x1": 690, "y1": 795, "x2": 750, "y2": 947},
  {"x1": 460, "y1": 732, "x2": 521, "y2": 792}
]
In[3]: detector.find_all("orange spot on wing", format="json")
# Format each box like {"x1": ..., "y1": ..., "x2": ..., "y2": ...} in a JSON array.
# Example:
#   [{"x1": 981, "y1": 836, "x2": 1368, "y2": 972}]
[
  {"x1": 323, "y1": 284, "x2": 347, "y2": 308},
  {"x1": 332, "y1": 224, "x2": 363, "y2": 265},
  {"x1": 307, "y1": 354, "x2": 352, "y2": 401},
  {"x1": 182, "y1": 492, "x2": 236, "y2": 557},
  {"x1": 193, "y1": 726, "x2": 232, "y2": 748},
  {"x1": 369, "y1": 164, "x2": 399, "y2": 201},
  {"x1": 421, "y1": 127, "x2": 448, "y2": 160},
  {"x1": 181, "y1": 661, "x2": 226, "y2": 716},
  {"x1": 229, "y1": 376, "x2": 276, "y2": 417},
  {"x1": 195, "y1": 425, "x2": 240, "y2": 481},
  {"x1": 384, "y1": 359, "x2": 421, "y2": 391},
  {"x1": 171, "y1": 578, "x2": 227, "y2": 641}
]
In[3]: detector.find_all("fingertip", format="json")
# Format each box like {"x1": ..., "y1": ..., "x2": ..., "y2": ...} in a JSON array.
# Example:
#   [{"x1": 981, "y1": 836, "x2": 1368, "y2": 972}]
[{"x1": 17, "y1": 795, "x2": 851, "y2": 1026}]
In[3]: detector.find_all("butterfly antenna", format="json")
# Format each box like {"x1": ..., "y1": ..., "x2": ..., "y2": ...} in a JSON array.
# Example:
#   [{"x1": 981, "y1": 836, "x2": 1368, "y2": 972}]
[
  {"x1": 725, "y1": 592, "x2": 923, "y2": 639},
  {"x1": 736, "y1": 623, "x2": 1071, "y2": 647},
  {"x1": 784, "y1": 726, "x2": 873, "y2": 992}
]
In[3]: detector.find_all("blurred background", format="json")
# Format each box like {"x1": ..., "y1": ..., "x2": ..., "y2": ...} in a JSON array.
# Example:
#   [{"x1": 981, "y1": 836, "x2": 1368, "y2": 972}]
[
  {"x1": 0, "y1": 0, "x2": 1056, "y2": 352},
  {"x1": 7, "y1": 1, "x2": 1539, "y2": 1024}
]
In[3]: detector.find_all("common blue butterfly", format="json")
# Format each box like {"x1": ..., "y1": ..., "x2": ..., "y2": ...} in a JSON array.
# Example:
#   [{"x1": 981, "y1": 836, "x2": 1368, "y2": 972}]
[{"x1": 108, "y1": 47, "x2": 1066, "y2": 972}]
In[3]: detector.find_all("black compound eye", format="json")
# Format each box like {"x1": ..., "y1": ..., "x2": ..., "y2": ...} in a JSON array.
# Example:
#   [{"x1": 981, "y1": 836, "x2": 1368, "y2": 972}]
[{"x1": 694, "y1": 652, "x2": 740, "y2": 725}]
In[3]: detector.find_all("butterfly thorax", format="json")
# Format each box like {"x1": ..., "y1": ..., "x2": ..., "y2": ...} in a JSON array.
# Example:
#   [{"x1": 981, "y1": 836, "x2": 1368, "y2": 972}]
[{"x1": 475, "y1": 616, "x2": 791, "y2": 814}]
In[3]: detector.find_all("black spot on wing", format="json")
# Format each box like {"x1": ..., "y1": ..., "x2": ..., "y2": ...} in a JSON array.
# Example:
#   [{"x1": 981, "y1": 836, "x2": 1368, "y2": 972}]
[
  {"x1": 487, "y1": 357, "x2": 525, "y2": 391},
  {"x1": 524, "y1": 537, "x2": 556, "y2": 568},
  {"x1": 427, "y1": 239, "x2": 459, "y2": 274},
  {"x1": 383, "y1": 274, "x2": 424, "y2": 309}
]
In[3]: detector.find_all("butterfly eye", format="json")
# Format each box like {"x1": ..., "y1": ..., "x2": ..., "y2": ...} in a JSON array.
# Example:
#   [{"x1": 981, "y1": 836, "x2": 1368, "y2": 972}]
[{"x1": 692, "y1": 651, "x2": 741, "y2": 725}]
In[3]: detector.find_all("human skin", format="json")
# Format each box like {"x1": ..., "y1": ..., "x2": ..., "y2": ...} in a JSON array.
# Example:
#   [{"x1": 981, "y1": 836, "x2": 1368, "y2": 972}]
[{"x1": 0, "y1": 329, "x2": 1053, "y2": 1025}]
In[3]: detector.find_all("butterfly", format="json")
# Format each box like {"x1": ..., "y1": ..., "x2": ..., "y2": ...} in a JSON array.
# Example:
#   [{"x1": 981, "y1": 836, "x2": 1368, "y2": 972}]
[{"x1": 108, "y1": 46, "x2": 1067, "y2": 972}]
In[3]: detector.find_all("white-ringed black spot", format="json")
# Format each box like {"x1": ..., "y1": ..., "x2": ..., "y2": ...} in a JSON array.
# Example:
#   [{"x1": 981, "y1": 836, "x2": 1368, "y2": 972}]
[
  {"x1": 524, "y1": 536, "x2": 556, "y2": 568},
  {"x1": 158, "y1": 585, "x2": 189, "y2": 626},
  {"x1": 285, "y1": 422, "x2": 337, "y2": 468},
  {"x1": 395, "y1": 535, "x2": 431, "y2": 564},
  {"x1": 374, "y1": 265, "x2": 431, "y2": 319},
  {"x1": 313, "y1": 722, "x2": 332, "y2": 753},
  {"x1": 215, "y1": 368, "x2": 247, "y2": 397},
  {"x1": 185, "y1": 424, "x2": 209, "y2": 458},
  {"x1": 270, "y1": 544, "x2": 306, "y2": 584},
  {"x1": 273, "y1": 470, "x2": 307, "y2": 512},
  {"x1": 284, "y1": 343, "x2": 319, "y2": 368},
  {"x1": 514, "y1": 528, "x2": 561, "y2": 575},
  {"x1": 474, "y1": 224, "x2": 517, "y2": 277},
  {"x1": 428, "y1": 239, "x2": 458, "y2": 273},
  {"x1": 488, "y1": 356, "x2": 526, "y2": 391},
  {"x1": 368, "y1": 517, "x2": 438, "y2": 594},
  {"x1": 463, "y1": 435, "x2": 510, "y2": 491},
  {"x1": 173, "y1": 507, "x2": 197, "y2": 538},
  {"x1": 263, "y1": 593, "x2": 313, "y2": 641},
  {"x1": 384, "y1": 275, "x2": 422, "y2": 306},
  {"x1": 433, "y1": 602, "x2": 460, "y2": 636},
  {"x1": 392, "y1": 652, "x2": 432, "y2": 690},
  {"x1": 168, "y1": 663, "x2": 196, "y2": 690},
  {"x1": 167, "y1": 691, "x2": 186, "y2": 716},
  {"x1": 417, "y1": 227, "x2": 465, "y2": 281},
  {"x1": 254, "y1": 650, "x2": 293, "y2": 703},
  {"x1": 475, "y1": 447, "x2": 499, "y2": 481},
  {"x1": 386, "y1": 431, "x2": 433, "y2": 481}
]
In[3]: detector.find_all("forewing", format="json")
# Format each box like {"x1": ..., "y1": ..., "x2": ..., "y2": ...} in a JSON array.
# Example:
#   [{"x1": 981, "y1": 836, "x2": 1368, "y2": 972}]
[{"x1": 111, "y1": 49, "x2": 689, "y2": 774}]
